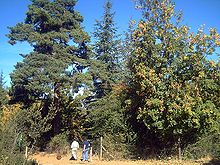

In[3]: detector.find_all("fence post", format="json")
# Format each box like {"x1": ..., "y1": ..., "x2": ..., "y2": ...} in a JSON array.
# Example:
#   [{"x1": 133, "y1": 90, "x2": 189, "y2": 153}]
[
  {"x1": 25, "y1": 146, "x2": 28, "y2": 159},
  {"x1": 90, "y1": 147, "x2": 92, "y2": 162}
]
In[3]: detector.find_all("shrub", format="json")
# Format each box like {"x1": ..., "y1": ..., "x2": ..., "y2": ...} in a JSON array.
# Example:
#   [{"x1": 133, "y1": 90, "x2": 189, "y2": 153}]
[
  {"x1": 183, "y1": 131, "x2": 220, "y2": 159},
  {"x1": 47, "y1": 133, "x2": 70, "y2": 155},
  {"x1": 0, "y1": 113, "x2": 37, "y2": 165}
]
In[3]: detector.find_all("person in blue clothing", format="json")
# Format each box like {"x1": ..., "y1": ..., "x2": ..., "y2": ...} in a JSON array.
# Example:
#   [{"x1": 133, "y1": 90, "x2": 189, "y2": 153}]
[{"x1": 81, "y1": 136, "x2": 90, "y2": 161}]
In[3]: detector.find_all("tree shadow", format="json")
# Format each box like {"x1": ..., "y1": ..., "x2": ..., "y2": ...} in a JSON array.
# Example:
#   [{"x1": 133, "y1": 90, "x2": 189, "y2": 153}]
[{"x1": 203, "y1": 158, "x2": 220, "y2": 165}]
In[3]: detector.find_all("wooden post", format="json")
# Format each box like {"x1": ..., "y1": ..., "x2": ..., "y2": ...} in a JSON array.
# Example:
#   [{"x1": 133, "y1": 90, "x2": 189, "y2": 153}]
[
  {"x1": 90, "y1": 147, "x2": 92, "y2": 162},
  {"x1": 22, "y1": 146, "x2": 28, "y2": 165},
  {"x1": 25, "y1": 146, "x2": 28, "y2": 159},
  {"x1": 100, "y1": 137, "x2": 103, "y2": 160}
]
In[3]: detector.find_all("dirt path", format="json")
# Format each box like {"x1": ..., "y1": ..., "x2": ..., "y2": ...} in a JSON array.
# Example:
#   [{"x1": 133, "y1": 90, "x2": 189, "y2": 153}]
[{"x1": 30, "y1": 152, "x2": 206, "y2": 165}]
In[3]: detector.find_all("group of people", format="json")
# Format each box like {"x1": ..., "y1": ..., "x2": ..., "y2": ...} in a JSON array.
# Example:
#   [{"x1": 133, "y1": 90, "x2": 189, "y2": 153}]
[{"x1": 70, "y1": 136, "x2": 90, "y2": 161}]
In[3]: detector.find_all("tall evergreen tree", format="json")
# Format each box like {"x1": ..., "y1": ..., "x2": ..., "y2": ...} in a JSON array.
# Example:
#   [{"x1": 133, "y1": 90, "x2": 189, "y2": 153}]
[
  {"x1": 91, "y1": 0, "x2": 121, "y2": 98},
  {"x1": 80, "y1": 1, "x2": 130, "y2": 156},
  {"x1": 7, "y1": 0, "x2": 90, "y2": 135}
]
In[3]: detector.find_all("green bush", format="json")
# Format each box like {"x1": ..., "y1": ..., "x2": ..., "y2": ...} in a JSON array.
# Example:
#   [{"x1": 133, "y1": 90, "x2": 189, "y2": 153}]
[
  {"x1": 183, "y1": 131, "x2": 220, "y2": 159},
  {"x1": 90, "y1": 133, "x2": 133, "y2": 160},
  {"x1": 47, "y1": 133, "x2": 70, "y2": 155},
  {"x1": 0, "y1": 115, "x2": 37, "y2": 165}
]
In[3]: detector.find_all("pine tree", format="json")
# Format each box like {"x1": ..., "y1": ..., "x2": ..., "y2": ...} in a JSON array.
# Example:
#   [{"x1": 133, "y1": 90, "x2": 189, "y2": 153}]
[
  {"x1": 91, "y1": 0, "x2": 121, "y2": 98},
  {"x1": 85, "y1": 1, "x2": 129, "y2": 155},
  {"x1": 7, "y1": 0, "x2": 90, "y2": 135}
]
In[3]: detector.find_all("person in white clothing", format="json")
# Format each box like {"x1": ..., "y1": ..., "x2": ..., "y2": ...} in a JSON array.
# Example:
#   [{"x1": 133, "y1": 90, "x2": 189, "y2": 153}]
[{"x1": 70, "y1": 138, "x2": 79, "y2": 160}]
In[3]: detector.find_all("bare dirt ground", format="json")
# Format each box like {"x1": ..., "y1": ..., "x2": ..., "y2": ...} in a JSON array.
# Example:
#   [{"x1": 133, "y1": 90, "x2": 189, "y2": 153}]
[{"x1": 30, "y1": 152, "x2": 209, "y2": 165}]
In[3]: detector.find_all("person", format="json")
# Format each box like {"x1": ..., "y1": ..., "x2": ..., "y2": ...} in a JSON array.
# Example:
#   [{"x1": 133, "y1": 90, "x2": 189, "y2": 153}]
[
  {"x1": 70, "y1": 138, "x2": 79, "y2": 160},
  {"x1": 82, "y1": 136, "x2": 90, "y2": 161}
]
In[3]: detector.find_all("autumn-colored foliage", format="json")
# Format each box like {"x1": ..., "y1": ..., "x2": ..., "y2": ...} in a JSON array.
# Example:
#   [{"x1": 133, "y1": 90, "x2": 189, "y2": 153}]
[{"x1": 126, "y1": 0, "x2": 220, "y2": 156}]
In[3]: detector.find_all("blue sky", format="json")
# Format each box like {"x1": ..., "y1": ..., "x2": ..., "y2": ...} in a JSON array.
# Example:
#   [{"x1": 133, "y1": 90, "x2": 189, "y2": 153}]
[{"x1": 0, "y1": 0, "x2": 220, "y2": 86}]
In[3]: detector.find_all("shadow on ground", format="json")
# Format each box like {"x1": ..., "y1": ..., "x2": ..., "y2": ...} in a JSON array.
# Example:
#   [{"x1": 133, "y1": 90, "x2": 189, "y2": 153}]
[{"x1": 203, "y1": 158, "x2": 220, "y2": 165}]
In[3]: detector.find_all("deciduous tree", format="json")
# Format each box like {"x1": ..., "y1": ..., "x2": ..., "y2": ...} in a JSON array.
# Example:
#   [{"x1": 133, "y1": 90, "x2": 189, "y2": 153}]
[{"x1": 126, "y1": 0, "x2": 220, "y2": 157}]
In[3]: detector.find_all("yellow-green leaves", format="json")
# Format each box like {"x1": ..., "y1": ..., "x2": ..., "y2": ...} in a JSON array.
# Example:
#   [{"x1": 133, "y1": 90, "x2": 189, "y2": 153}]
[{"x1": 126, "y1": 0, "x2": 220, "y2": 150}]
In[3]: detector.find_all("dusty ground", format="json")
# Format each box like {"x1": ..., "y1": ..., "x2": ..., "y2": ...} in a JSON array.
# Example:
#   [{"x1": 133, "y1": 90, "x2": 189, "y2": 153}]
[{"x1": 30, "y1": 152, "x2": 209, "y2": 165}]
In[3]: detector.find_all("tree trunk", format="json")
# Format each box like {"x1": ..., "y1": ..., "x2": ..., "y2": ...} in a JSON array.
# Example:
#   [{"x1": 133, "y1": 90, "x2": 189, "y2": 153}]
[
  {"x1": 178, "y1": 137, "x2": 182, "y2": 160},
  {"x1": 52, "y1": 82, "x2": 61, "y2": 135}
]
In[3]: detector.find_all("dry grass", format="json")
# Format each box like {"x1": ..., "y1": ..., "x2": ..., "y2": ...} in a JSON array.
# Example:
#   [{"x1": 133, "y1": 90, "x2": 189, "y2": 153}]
[{"x1": 29, "y1": 152, "x2": 211, "y2": 165}]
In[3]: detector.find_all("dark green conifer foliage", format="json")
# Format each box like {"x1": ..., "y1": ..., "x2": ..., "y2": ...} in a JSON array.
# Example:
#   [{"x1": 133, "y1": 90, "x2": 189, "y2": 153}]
[
  {"x1": 91, "y1": 0, "x2": 121, "y2": 98},
  {"x1": 7, "y1": 0, "x2": 90, "y2": 135},
  {"x1": 84, "y1": 2, "x2": 130, "y2": 158}
]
